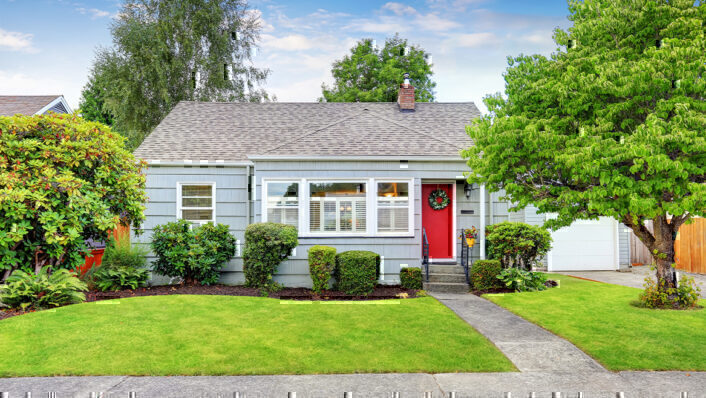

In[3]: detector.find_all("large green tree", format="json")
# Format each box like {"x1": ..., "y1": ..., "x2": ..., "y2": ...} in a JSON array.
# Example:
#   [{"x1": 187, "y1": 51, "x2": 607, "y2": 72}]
[
  {"x1": 464, "y1": 0, "x2": 705, "y2": 293},
  {"x1": 320, "y1": 34, "x2": 435, "y2": 102},
  {"x1": 0, "y1": 114, "x2": 147, "y2": 280},
  {"x1": 92, "y1": 0, "x2": 269, "y2": 138}
]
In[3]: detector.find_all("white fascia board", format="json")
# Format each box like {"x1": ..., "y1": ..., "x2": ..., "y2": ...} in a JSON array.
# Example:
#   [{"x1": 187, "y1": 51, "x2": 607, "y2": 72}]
[
  {"x1": 144, "y1": 159, "x2": 253, "y2": 167},
  {"x1": 36, "y1": 95, "x2": 73, "y2": 115},
  {"x1": 246, "y1": 155, "x2": 466, "y2": 162}
]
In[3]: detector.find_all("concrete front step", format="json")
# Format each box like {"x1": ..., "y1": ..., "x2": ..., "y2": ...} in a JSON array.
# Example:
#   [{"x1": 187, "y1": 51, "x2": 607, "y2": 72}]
[
  {"x1": 428, "y1": 264, "x2": 466, "y2": 274},
  {"x1": 428, "y1": 273, "x2": 468, "y2": 283},
  {"x1": 423, "y1": 282, "x2": 470, "y2": 294}
]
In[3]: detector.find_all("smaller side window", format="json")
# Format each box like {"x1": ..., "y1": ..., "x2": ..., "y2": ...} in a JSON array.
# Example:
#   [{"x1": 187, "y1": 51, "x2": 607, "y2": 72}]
[
  {"x1": 179, "y1": 183, "x2": 215, "y2": 225},
  {"x1": 265, "y1": 182, "x2": 299, "y2": 228}
]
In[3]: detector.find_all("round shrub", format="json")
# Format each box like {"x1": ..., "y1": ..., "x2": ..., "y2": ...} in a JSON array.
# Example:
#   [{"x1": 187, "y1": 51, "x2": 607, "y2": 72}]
[
  {"x1": 151, "y1": 220, "x2": 236, "y2": 285},
  {"x1": 243, "y1": 222, "x2": 298, "y2": 289},
  {"x1": 399, "y1": 267, "x2": 423, "y2": 290},
  {"x1": 335, "y1": 251, "x2": 380, "y2": 296},
  {"x1": 470, "y1": 259, "x2": 503, "y2": 290},
  {"x1": 308, "y1": 245, "x2": 337, "y2": 294},
  {"x1": 486, "y1": 222, "x2": 552, "y2": 270}
]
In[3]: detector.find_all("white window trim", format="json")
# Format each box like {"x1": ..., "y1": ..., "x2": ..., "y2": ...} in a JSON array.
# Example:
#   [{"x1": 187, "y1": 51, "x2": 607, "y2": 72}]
[
  {"x1": 261, "y1": 177, "x2": 414, "y2": 238},
  {"x1": 177, "y1": 182, "x2": 216, "y2": 225},
  {"x1": 262, "y1": 180, "x2": 301, "y2": 229}
]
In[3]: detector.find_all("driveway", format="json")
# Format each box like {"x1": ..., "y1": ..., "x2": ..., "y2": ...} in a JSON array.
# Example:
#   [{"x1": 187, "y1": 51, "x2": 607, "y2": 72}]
[{"x1": 557, "y1": 266, "x2": 706, "y2": 298}]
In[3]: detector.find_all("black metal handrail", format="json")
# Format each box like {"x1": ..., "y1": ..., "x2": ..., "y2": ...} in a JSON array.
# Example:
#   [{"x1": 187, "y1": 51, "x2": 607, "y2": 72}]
[
  {"x1": 422, "y1": 227, "x2": 430, "y2": 282},
  {"x1": 460, "y1": 231, "x2": 471, "y2": 284}
]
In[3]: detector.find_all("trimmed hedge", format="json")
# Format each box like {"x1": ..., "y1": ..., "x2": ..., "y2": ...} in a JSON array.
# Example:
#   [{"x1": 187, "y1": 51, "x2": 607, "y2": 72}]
[
  {"x1": 399, "y1": 267, "x2": 423, "y2": 289},
  {"x1": 243, "y1": 222, "x2": 298, "y2": 289},
  {"x1": 335, "y1": 250, "x2": 380, "y2": 296},
  {"x1": 486, "y1": 222, "x2": 552, "y2": 270},
  {"x1": 308, "y1": 245, "x2": 337, "y2": 294},
  {"x1": 470, "y1": 259, "x2": 503, "y2": 290}
]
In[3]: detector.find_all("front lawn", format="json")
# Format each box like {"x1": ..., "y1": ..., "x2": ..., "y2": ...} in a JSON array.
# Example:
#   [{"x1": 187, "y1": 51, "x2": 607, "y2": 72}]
[
  {"x1": 485, "y1": 274, "x2": 705, "y2": 371},
  {"x1": 0, "y1": 295, "x2": 514, "y2": 376}
]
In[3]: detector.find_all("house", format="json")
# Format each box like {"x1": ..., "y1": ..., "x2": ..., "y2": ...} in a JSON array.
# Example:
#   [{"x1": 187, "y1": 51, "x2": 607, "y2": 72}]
[
  {"x1": 0, "y1": 95, "x2": 72, "y2": 116},
  {"x1": 134, "y1": 82, "x2": 631, "y2": 290}
]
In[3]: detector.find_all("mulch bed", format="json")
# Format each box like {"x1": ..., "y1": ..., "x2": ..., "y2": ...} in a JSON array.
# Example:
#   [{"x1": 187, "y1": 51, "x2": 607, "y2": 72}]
[
  {"x1": 0, "y1": 284, "x2": 419, "y2": 321},
  {"x1": 471, "y1": 279, "x2": 559, "y2": 296}
]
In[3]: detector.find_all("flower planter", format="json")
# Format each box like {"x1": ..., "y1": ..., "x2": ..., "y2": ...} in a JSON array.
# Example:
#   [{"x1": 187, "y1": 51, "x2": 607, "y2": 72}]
[
  {"x1": 76, "y1": 248, "x2": 105, "y2": 276},
  {"x1": 466, "y1": 238, "x2": 476, "y2": 247}
]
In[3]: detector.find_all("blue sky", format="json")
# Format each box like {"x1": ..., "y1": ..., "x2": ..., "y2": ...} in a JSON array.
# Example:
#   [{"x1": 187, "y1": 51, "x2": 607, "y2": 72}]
[{"x1": 0, "y1": 0, "x2": 571, "y2": 112}]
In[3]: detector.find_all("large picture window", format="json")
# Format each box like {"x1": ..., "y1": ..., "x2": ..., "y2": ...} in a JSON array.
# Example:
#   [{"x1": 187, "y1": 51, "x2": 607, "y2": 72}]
[
  {"x1": 261, "y1": 178, "x2": 414, "y2": 236},
  {"x1": 377, "y1": 182, "x2": 410, "y2": 233},
  {"x1": 265, "y1": 182, "x2": 299, "y2": 227},
  {"x1": 309, "y1": 182, "x2": 367, "y2": 233},
  {"x1": 178, "y1": 183, "x2": 215, "y2": 225}
]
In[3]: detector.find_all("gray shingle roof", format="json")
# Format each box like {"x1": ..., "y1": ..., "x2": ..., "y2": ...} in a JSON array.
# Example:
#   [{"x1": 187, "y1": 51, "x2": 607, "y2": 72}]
[
  {"x1": 0, "y1": 96, "x2": 62, "y2": 116},
  {"x1": 134, "y1": 101, "x2": 480, "y2": 161}
]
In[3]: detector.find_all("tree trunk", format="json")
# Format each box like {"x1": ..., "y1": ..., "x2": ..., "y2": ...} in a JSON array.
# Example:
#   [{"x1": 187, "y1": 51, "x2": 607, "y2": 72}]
[
  {"x1": 623, "y1": 214, "x2": 684, "y2": 293},
  {"x1": 650, "y1": 216, "x2": 677, "y2": 291}
]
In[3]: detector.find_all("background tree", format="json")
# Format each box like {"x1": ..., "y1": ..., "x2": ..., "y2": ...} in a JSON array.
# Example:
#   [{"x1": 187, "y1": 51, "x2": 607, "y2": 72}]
[
  {"x1": 464, "y1": 0, "x2": 705, "y2": 294},
  {"x1": 0, "y1": 113, "x2": 147, "y2": 281},
  {"x1": 91, "y1": 0, "x2": 269, "y2": 144},
  {"x1": 321, "y1": 34, "x2": 435, "y2": 102},
  {"x1": 78, "y1": 68, "x2": 114, "y2": 127}
]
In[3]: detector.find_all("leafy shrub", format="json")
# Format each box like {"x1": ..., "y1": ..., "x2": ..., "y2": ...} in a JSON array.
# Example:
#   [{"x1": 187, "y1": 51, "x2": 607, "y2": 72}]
[
  {"x1": 102, "y1": 237, "x2": 147, "y2": 269},
  {"x1": 0, "y1": 113, "x2": 146, "y2": 278},
  {"x1": 243, "y1": 222, "x2": 298, "y2": 289},
  {"x1": 486, "y1": 222, "x2": 552, "y2": 270},
  {"x1": 400, "y1": 267, "x2": 423, "y2": 290},
  {"x1": 308, "y1": 245, "x2": 337, "y2": 294},
  {"x1": 94, "y1": 267, "x2": 150, "y2": 291},
  {"x1": 497, "y1": 268, "x2": 548, "y2": 292},
  {"x1": 88, "y1": 238, "x2": 150, "y2": 291},
  {"x1": 470, "y1": 260, "x2": 503, "y2": 290},
  {"x1": 639, "y1": 273, "x2": 701, "y2": 309},
  {"x1": 335, "y1": 251, "x2": 380, "y2": 296},
  {"x1": 151, "y1": 220, "x2": 236, "y2": 285},
  {"x1": 0, "y1": 267, "x2": 87, "y2": 310}
]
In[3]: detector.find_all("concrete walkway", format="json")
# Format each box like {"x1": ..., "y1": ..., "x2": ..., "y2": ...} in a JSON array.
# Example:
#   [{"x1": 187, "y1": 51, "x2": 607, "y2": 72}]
[
  {"x1": 1, "y1": 372, "x2": 705, "y2": 397},
  {"x1": 432, "y1": 292, "x2": 606, "y2": 373},
  {"x1": 557, "y1": 267, "x2": 706, "y2": 298}
]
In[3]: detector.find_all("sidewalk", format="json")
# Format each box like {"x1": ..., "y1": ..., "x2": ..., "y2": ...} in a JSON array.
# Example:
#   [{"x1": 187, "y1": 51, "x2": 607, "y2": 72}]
[
  {"x1": 431, "y1": 292, "x2": 605, "y2": 373},
  {"x1": 1, "y1": 372, "x2": 705, "y2": 397},
  {"x1": 557, "y1": 268, "x2": 706, "y2": 298}
]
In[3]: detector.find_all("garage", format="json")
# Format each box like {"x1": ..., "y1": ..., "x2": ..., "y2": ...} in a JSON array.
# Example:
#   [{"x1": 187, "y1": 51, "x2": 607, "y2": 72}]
[{"x1": 547, "y1": 217, "x2": 618, "y2": 271}]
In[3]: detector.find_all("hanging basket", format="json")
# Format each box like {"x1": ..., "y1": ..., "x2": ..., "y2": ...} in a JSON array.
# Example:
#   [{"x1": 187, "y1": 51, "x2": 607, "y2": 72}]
[
  {"x1": 428, "y1": 189, "x2": 450, "y2": 210},
  {"x1": 466, "y1": 238, "x2": 476, "y2": 247}
]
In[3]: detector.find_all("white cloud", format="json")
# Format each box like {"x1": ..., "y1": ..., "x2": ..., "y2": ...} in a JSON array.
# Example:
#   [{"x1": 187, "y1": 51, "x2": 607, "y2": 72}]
[
  {"x1": 0, "y1": 28, "x2": 37, "y2": 53},
  {"x1": 76, "y1": 7, "x2": 111, "y2": 19},
  {"x1": 382, "y1": 2, "x2": 417, "y2": 16},
  {"x1": 453, "y1": 32, "x2": 498, "y2": 48},
  {"x1": 261, "y1": 34, "x2": 317, "y2": 51},
  {"x1": 0, "y1": 70, "x2": 79, "y2": 107},
  {"x1": 414, "y1": 13, "x2": 461, "y2": 31}
]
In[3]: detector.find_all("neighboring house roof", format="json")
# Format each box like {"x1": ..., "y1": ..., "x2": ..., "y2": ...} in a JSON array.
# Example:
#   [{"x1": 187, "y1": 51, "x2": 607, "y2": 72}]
[
  {"x1": 0, "y1": 95, "x2": 72, "y2": 116},
  {"x1": 135, "y1": 101, "x2": 479, "y2": 162}
]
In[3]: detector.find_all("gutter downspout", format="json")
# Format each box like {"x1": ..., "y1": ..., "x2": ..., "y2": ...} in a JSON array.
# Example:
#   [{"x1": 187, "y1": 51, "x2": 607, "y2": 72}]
[
  {"x1": 246, "y1": 165, "x2": 251, "y2": 225},
  {"x1": 480, "y1": 184, "x2": 486, "y2": 260}
]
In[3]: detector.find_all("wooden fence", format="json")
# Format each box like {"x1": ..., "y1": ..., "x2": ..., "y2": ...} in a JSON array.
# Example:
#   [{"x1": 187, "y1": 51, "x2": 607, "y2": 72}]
[{"x1": 630, "y1": 218, "x2": 705, "y2": 274}]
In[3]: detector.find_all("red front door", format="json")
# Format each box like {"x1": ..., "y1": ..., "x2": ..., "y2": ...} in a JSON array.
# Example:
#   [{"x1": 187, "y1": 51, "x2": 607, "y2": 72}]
[{"x1": 422, "y1": 184, "x2": 454, "y2": 259}]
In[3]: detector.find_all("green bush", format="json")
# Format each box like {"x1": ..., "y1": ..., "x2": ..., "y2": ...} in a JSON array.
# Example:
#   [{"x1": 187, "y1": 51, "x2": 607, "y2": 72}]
[
  {"x1": 486, "y1": 222, "x2": 552, "y2": 270},
  {"x1": 94, "y1": 267, "x2": 150, "y2": 291},
  {"x1": 400, "y1": 267, "x2": 423, "y2": 290},
  {"x1": 308, "y1": 245, "x2": 337, "y2": 294},
  {"x1": 243, "y1": 222, "x2": 298, "y2": 289},
  {"x1": 102, "y1": 237, "x2": 148, "y2": 269},
  {"x1": 470, "y1": 260, "x2": 503, "y2": 290},
  {"x1": 0, "y1": 267, "x2": 87, "y2": 310},
  {"x1": 335, "y1": 251, "x2": 380, "y2": 296},
  {"x1": 151, "y1": 220, "x2": 236, "y2": 285},
  {"x1": 497, "y1": 268, "x2": 548, "y2": 292},
  {"x1": 639, "y1": 273, "x2": 701, "y2": 309}
]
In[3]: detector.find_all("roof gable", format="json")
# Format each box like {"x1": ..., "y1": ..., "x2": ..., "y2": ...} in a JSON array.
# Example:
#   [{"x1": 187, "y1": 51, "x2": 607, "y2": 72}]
[{"x1": 0, "y1": 96, "x2": 71, "y2": 116}]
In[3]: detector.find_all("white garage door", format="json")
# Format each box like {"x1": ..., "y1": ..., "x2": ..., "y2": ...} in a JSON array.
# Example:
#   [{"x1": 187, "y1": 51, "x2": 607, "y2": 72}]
[{"x1": 548, "y1": 217, "x2": 617, "y2": 271}]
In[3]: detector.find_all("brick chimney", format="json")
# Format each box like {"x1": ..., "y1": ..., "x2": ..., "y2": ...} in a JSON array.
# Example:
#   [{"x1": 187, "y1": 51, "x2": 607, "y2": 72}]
[{"x1": 397, "y1": 73, "x2": 415, "y2": 111}]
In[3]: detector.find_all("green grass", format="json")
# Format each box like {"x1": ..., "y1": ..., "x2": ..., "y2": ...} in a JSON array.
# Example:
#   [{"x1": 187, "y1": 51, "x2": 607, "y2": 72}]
[
  {"x1": 0, "y1": 295, "x2": 514, "y2": 376},
  {"x1": 485, "y1": 274, "x2": 706, "y2": 371}
]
